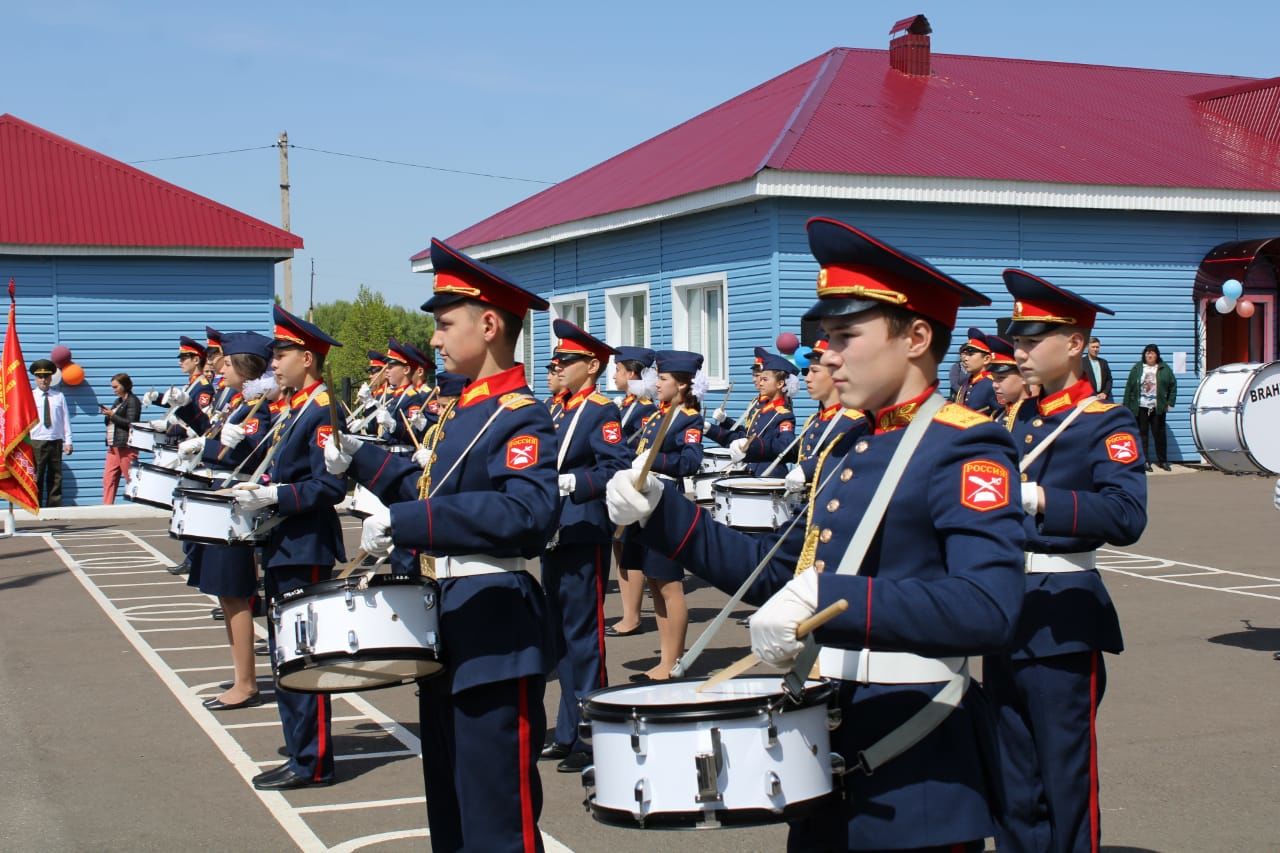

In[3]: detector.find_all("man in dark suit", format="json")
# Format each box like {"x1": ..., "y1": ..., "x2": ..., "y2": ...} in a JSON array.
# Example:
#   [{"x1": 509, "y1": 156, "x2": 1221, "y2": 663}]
[{"x1": 1084, "y1": 336, "x2": 1113, "y2": 399}]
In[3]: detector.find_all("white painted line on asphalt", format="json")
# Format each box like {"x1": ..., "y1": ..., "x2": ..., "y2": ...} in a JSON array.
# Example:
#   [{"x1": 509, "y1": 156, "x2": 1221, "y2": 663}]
[
  {"x1": 252, "y1": 750, "x2": 417, "y2": 767},
  {"x1": 1223, "y1": 583, "x2": 1280, "y2": 590},
  {"x1": 137, "y1": 625, "x2": 225, "y2": 633},
  {"x1": 97, "y1": 580, "x2": 190, "y2": 588},
  {"x1": 84, "y1": 570, "x2": 173, "y2": 577},
  {"x1": 1150, "y1": 571, "x2": 1221, "y2": 579},
  {"x1": 225, "y1": 715, "x2": 365, "y2": 730},
  {"x1": 329, "y1": 829, "x2": 430, "y2": 852},
  {"x1": 109, "y1": 593, "x2": 208, "y2": 601},
  {"x1": 41, "y1": 533, "x2": 326, "y2": 850},
  {"x1": 1100, "y1": 547, "x2": 1280, "y2": 602},
  {"x1": 295, "y1": 796, "x2": 425, "y2": 814},
  {"x1": 152, "y1": 644, "x2": 231, "y2": 652},
  {"x1": 173, "y1": 663, "x2": 273, "y2": 673}
]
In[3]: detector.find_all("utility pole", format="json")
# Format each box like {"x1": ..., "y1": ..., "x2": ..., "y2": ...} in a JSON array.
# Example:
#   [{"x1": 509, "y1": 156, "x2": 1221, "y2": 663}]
[
  {"x1": 308, "y1": 258, "x2": 315, "y2": 322},
  {"x1": 278, "y1": 131, "x2": 292, "y2": 311}
]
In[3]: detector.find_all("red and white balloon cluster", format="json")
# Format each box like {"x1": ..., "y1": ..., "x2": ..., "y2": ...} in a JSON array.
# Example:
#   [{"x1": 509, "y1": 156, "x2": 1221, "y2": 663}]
[
  {"x1": 1214, "y1": 280, "x2": 1256, "y2": 318},
  {"x1": 49, "y1": 344, "x2": 85, "y2": 386}
]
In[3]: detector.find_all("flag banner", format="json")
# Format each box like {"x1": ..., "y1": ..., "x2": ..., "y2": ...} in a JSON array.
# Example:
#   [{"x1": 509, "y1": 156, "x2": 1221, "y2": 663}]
[{"x1": 0, "y1": 278, "x2": 40, "y2": 513}]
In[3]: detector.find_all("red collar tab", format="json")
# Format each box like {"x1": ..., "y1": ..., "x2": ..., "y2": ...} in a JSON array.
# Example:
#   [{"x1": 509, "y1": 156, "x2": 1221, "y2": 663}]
[
  {"x1": 459, "y1": 365, "x2": 528, "y2": 408},
  {"x1": 1037, "y1": 377, "x2": 1095, "y2": 417},
  {"x1": 290, "y1": 380, "x2": 324, "y2": 409},
  {"x1": 622, "y1": 393, "x2": 635, "y2": 406},
  {"x1": 229, "y1": 392, "x2": 244, "y2": 408},
  {"x1": 563, "y1": 384, "x2": 595, "y2": 411},
  {"x1": 820, "y1": 403, "x2": 842, "y2": 420},
  {"x1": 872, "y1": 384, "x2": 939, "y2": 434}
]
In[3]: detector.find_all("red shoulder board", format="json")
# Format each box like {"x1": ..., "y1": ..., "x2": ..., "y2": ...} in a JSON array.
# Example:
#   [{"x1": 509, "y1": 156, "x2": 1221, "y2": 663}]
[{"x1": 960, "y1": 460, "x2": 1009, "y2": 512}]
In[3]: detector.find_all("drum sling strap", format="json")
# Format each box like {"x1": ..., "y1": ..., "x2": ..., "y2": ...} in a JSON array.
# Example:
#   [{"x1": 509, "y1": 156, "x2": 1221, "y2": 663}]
[
  {"x1": 783, "y1": 394, "x2": 974, "y2": 776},
  {"x1": 1019, "y1": 395, "x2": 1098, "y2": 473}
]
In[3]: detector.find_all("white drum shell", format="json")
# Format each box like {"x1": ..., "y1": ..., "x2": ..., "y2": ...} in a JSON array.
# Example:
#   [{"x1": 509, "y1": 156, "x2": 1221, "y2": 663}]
[
  {"x1": 170, "y1": 490, "x2": 269, "y2": 544},
  {"x1": 584, "y1": 678, "x2": 837, "y2": 825},
  {"x1": 711, "y1": 477, "x2": 795, "y2": 531},
  {"x1": 273, "y1": 578, "x2": 443, "y2": 693},
  {"x1": 125, "y1": 464, "x2": 210, "y2": 509},
  {"x1": 127, "y1": 423, "x2": 159, "y2": 452},
  {"x1": 152, "y1": 444, "x2": 182, "y2": 469},
  {"x1": 348, "y1": 446, "x2": 411, "y2": 517},
  {"x1": 692, "y1": 471, "x2": 723, "y2": 503},
  {"x1": 700, "y1": 447, "x2": 735, "y2": 474},
  {"x1": 1191, "y1": 361, "x2": 1280, "y2": 474}
]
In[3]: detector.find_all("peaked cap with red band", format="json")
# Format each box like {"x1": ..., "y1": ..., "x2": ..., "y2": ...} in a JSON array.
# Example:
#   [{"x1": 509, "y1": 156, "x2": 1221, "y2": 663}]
[
  {"x1": 752, "y1": 346, "x2": 767, "y2": 371},
  {"x1": 385, "y1": 337, "x2": 418, "y2": 367},
  {"x1": 422, "y1": 237, "x2": 549, "y2": 316},
  {"x1": 1003, "y1": 269, "x2": 1113, "y2": 336},
  {"x1": 205, "y1": 326, "x2": 224, "y2": 351},
  {"x1": 367, "y1": 350, "x2": 387, "y2": 368},
  {"x1": 803, "y1": 217, "x2": 989, "y2": 327},
  {"x1": 272, "y1": 304, "x2": 342, "y2": 355},
  {"x1": 403, "y1": 341, "x2": 435, "y2": 372},
  {"x1": 178, "y1": 336, "x2": 207, "y2": 358},
  {"x1": 986, "y1": 335, "x2": 1019, "y2": 370},
  {"x1": 804, "y1": 337, "x2": 831, "y2": 362},
  {"x1": 961, "y1": 327, "x2": 992, "y2": 354},
  {"x1": 553, "y1": 318, "x2": 616, "y2": 361}
]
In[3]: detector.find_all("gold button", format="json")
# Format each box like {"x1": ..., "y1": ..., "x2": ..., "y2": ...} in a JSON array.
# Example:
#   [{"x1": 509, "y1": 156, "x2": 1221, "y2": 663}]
[
  {"x1": 448, "y1": 412, "x2": 456, "y2": 420},
  {"x1": 826, "y1": 499, "x2": 840, "y2": 513},
  {"x1": 432, "y1": 453, "x2": 439, "y2": 464},
  {"x1": 820, "y1": 528, "x2": 833, "y2": 543},
  {"x1": 1024, "y1": 435, "x2": 1033, "y2": 444},
  {"x1": 840, "y1": 468, "x2": 853, "y2": 482},
  {"x1": 855, "y1": 440, "x2": 869, "y2": 454},
  {"x1": 1032, "y1": 418, "x2": 1044, "y2": 427},
  {"x1": 1020, "y1": 473, "x2": 1028, "y2": 482},
  {"x1": 813, "y1": 560, "x2": 826, "y2": 573}
]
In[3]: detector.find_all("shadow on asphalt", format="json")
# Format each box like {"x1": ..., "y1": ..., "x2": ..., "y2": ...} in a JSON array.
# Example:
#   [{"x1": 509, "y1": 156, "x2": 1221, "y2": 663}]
[
  {"x1": 0, "y1": 568, "x2": 65, "y2": 589},
  {"x1": 1207, "y1": 620, "x2": 1280, "y2": 652}
]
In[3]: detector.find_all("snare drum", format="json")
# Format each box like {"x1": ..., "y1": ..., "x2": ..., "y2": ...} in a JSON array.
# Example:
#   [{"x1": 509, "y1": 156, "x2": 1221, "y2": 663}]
[
  {"x1": 348, "y1": 445, "x2": 414, "y2": 517},
  {"x1": 127, "y1": 423, "x2": 163, "y2": 452},
  {"x1": 151, "y1": 442, "x2": 182, "y2": 469},
  {"x1": 580, "y1": 677, "x2": 841, "y2": 829},
  {"x1": 124, "y1": 463, "x2": 215, "y2": 509},
  {"x1": 273, "y1": 574, "x2": 444, "y2": 693},
  {"x1": 170, "y1": 487, "x2": 271, "y2": 544},
  {"x1": 700, "y1": 447, "x2": 735, "y2": 474},
  {"x1": 711, "y1": 477, "x2": 797, "y2": 532},
  {"x1": 692, "y1": 470, "x2": 724, "y2": 504},
  {"x1": 1191, "y1": 361, "x2": 1280, "y2": 474}
]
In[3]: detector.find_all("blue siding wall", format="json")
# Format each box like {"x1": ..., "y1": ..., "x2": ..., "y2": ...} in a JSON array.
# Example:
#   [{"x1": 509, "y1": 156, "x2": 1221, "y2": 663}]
[{"x1": 1, "y1": 255, "x2": 276, "y2": 506}]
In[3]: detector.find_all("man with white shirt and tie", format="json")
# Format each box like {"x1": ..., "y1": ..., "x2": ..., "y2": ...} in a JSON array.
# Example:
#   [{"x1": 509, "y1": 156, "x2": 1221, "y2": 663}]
[
  {"x1": 29, "y1": 359, "x2": 73, "y2": 507},
  {"x1": 1084, "y1": 336, "x2": 1113, "y2": 399}
]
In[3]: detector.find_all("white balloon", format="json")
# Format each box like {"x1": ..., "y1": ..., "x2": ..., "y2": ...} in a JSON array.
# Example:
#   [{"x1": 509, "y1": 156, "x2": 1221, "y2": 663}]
[
  {"x1": 50, "y1": 368, "x2": 62, "y2": 385},
  {"x1": 1215, "y1": 296, "x2": 1236, "y2": 314}
]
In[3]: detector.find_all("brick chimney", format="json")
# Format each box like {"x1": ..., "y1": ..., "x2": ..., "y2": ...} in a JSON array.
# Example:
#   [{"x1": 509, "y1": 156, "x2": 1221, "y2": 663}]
[{"x1": 889, "y1": 14, "x2": 932, "y2": 77}]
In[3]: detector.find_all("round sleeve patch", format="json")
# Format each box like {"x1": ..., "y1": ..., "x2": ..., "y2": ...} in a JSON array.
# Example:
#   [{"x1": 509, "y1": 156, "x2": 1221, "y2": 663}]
[
  {"x1": 1104, "y1": 432, "x2": 1138, "y2": 463},
  {"x1": 960, "y1": 460, "x2": 1010, "y2": 512},
  {"x1": 506, "y1": 435, "x2": 539, "y2": 470},
  {"x1": 602, "y1": 421, "x2": 622, "y2": 444}
]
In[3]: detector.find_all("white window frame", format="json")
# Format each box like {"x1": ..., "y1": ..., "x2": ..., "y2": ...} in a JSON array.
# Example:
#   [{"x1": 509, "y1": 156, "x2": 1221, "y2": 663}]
[
  {"x1": 515, "y1": 313, "x2": 535, "y2": 385},
  {"x1": 671, "y1": 272, "x2": 730, "y2": 388},
  {"x1": 604, "y1": 283, "x2": 651, "y2": 348},
  {"x1": 549, "y1": 293, "x2": 589, "y2": 331}
]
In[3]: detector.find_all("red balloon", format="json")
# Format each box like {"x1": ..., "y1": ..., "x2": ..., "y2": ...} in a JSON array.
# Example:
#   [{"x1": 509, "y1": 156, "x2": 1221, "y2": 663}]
[
  {"x1": 1236, "y1": 299, "x2": 1256, "y2": 318},
  {"x1": 60, "y1": 362, "x2": 85, "y2": 386},
  {"x1": 50, "y1": 345, "x2": 72, "y2": 367},
  {"x1": 776, "y1": 332, "x2": 799, "y2": 355}
]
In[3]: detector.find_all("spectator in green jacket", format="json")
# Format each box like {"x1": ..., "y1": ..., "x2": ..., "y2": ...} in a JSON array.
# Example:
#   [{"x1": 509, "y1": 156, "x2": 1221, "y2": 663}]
[{"x1": 1123, "y1": 343, "x2": 1176, "y2": 471}]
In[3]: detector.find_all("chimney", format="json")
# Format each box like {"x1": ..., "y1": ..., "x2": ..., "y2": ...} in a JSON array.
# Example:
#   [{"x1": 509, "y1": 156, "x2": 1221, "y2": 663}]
[{"x1": 889, "y1": 14, "x2": 932, "y2": 77}]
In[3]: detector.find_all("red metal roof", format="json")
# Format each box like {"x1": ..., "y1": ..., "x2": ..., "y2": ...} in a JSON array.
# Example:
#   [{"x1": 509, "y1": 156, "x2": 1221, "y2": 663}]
[
  {"x1": 0, "y1": 114, "x2": 302, "y2": 252},
  {"x1": 433, "y1": 49, "x2": 1280, "y2": 254}
]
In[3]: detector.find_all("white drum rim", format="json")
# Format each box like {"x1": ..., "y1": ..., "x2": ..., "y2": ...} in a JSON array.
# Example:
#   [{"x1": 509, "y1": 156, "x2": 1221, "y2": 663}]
[
  {"x1": 583, "y1": 676, "x2": 833, "y2": 722},
  {"x1": 1192, "y1": 360, "x2": 1280, "y2": 474},
  {"x1": 276, "y1": 651, "x2": 444, "y2": 693},
  {"x1": 712, "y1": 476, "x2": 788, "y2": 495}
]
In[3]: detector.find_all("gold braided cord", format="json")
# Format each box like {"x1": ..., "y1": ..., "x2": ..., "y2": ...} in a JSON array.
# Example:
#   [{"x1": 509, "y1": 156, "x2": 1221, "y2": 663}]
[
  {"x1": 795, "y1": 438, "x2": 842, "y2": 576},
  {"x1": 1002, "y1": 399, "x2": 1024, "y2": 433},
  {"x1": 416, "y1": 397, "x2": 458, "y2": 578},
  {"x1": 797, "y1": 412, "x2": 819, "y2": 462}
]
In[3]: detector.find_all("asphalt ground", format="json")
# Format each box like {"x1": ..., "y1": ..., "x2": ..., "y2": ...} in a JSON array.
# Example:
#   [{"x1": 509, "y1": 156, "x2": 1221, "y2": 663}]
[{"x1": 0, "y1": 467, "x2": 1276, "y2": 851}]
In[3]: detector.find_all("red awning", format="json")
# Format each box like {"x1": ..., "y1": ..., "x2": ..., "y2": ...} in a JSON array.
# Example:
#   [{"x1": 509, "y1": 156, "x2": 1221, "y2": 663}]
[{"x1": 1193, "y1": 238, "x2": 1280, "y2": 299}]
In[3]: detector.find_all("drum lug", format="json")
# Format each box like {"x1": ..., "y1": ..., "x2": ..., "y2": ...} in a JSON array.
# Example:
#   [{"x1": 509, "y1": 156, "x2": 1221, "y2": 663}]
[
  {"x1": 828, "y1": 706, "x2": 843, "y2": 731},
  {"x1": 629, "y1": 713, "x2": 645, "y2": 755},
  {"x1": 345, "y1": 588, "x2": 355, "y2": 610},
  {"x1": 580, "y1": 767, "x2": 595, "y2": 813},
  {"x1": 577, "y1": 721, "x2": 592, "y2": 745},
  {"x1": 423, "y1": 588, "x2": 437, "y2": 610},
  {"x1": 764, "y1": 710, "x2": 778, "y2": 748},
  {"x1": 347, "y1": 630, "x2": 359, "y2": 653},
  {"x1": 632, "y1": 778, "x2": 650, "y2": 821},
  {"x1": 765, "y1": 770, "x2": 782, "y2": 802},
  {"x1": 694, "y1": 727, "x2": 724, "y2": 804}
]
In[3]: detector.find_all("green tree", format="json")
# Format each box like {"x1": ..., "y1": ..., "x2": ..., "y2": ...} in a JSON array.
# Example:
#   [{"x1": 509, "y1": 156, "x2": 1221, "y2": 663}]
[{"x1": 311, "y1": 285, "x2": 435, "y2": 401}]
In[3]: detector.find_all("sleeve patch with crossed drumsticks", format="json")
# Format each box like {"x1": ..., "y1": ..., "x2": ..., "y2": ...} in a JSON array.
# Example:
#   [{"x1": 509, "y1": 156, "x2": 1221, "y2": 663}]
[{"x1": 960, "y1": 460, "x2": 1010, "y2": 512}]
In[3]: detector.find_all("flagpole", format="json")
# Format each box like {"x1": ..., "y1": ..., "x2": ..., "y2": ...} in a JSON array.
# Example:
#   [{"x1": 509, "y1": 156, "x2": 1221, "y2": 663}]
[{"x1": 1, "y1": 501, "x2": 13, "y2": 539}]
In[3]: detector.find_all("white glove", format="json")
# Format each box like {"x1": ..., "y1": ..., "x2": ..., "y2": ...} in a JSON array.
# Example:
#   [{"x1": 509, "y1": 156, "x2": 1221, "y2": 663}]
[
  {"x1": 357, "y1": 382, "x2": 373, "y2": 402},
  {"x1": 728, "y1": 438, "x2": 748, "y2": 464},
  {"x1": 178, "y1": 436, "x2": 205, "y2": 461},
  {"x1": 411, "y1": 411, "x2": 428, "y2": 432},
  {"x1": 750, "y1": 569, "x2": 820, "y2": 668},
  {"x1": 712, "y1": 405, "x2": 728, "y2": 424},
  {"x1": 220, "y1": 421, "x2": 246, "y2": 449},
  {"x1": 375, "y1": 408, "x2": 396, "y2": 430},
  {"x1": 345, "y1": 415, "x2": 363, "y2": 432},
  {"x1": 1021, "y1": 480, "x2": 1040, "y2": 515},
  {"x1": 558, "y1": 473, "x2": 576, "y2": 496},
  {"x1": 784, "y1": 466, "x2": 807, "y2": 494},
  {"x1": 141, "y1": 389, "x2": 160, "y2": 406},
  {"x1": 324, "y1": 434, "x2": 358, "y2": 475},
  {"x1": 148, "y1": 418, "x2": 169, "y2": 431},
  {"x1": 606, "y1": 467, "x2": 663, "y2": 527},
  {"x1": 232, "y1": 483, "x2": 278, "y2": 511},
  {"x1": 413, "y1": 447, "x2": 433, "y2": 469},
  {"x1": 360, "y1": 508, "x2": 393, "y2": 557},
  {"x1": 167, "y1": 387, "x2": 191, "y2": 407},
  {"x1": 1273, "y1": 478, "x2": 1280, "y2": 511}
]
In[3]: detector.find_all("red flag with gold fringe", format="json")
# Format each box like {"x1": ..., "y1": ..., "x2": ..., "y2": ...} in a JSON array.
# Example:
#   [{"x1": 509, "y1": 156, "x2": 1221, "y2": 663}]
[{"x1": 0, "y1": 278, "x2": 40, "y2": 513}]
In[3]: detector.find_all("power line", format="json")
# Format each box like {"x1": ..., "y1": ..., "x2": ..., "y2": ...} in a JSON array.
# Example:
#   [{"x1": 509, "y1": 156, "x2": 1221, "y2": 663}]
[
  {"x1": 287, "y1": 143, "x2": 556, "y2": 185},
  {"x1": 128, "y1": 145, "x2": 276, "y2": 164}
]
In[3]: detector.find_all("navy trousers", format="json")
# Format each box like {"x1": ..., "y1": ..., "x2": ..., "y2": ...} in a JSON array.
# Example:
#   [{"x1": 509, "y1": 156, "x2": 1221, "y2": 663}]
[
  {"x1": 984, "y1": 651, "x2": 1106, "y2": 853},
  {"x1": 265, "y1": 564, "x2": 334, "y2": 783},
  {"x1": 542, "y1": 542, "x2": 609, "y2": 752},
  {"x1": 418, "y1": 675, "x2": 546, "y2": 853}
]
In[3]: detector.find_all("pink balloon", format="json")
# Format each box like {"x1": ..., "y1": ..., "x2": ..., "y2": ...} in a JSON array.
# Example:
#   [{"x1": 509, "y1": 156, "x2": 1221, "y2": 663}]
[
  {"x1": 775, "y1": 332, "x2": 799, "y2": 355},
  {"x1": 1236, "y1": 299, "x2": 1256, "y2": 318},
  {"x1": 50, "y1": 344, "x2": 72, "y2": 367}
]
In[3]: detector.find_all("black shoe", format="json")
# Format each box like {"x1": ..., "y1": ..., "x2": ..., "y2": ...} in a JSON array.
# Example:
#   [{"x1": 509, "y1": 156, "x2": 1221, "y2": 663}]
[
  {"x1": 211, "y1": 607, "x2": 224, "y2": 620},
  {"x1": 540, "y1": 742, "x2": 572, "y2": 761},
  {"x1": 255, "y1": 641, "x2": 270, "y2": 657},
  {"x1": 252, "y1": 762, "x2": 332, "y2": 791},
  {"x1": 557, "y1": 751, "x2": 592, "y2": 773},
  {"x1": 203, "y1": 692, "x2": 262, "y2": 711},
  {"x1": 1144, "y1": 463, "x2": 1153, "y2": 473},
  {"x1": 628, "y1": 672, "x2": 654, "y2": 684},
  {"x1": 1159, "y1": 462, "x2": 1172, "y2": 471},
  {"x1": 167, "y1": 559, "x2": 191, "y2": 576},
  {"x1": 604, "y1": 623, "x2": 643, "y2": 637}
]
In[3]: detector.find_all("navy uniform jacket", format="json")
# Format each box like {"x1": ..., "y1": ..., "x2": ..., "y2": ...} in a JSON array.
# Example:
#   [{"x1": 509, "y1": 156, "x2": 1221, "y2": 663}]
[
  {"x1": 635, "y1": 393, "x2": 1026, "y2": 850},
  {"x1": 348, "y1": 365, "x2": 560, "y2": 694},
  {"x1": 617, "y1": 393, "x2": 657, "y2": 445},
  {"x1": 955, "y1": 371, "x2": 999, "y2": 417},
  {"x1": 1009, "y1": 378, "x2": 1147, "y2": 660},
  {"x1": 621, "y1": 403, "x2": 705, "y2": 574},
  {"x1": 735, "y1": 397, "x2": 798, "y2": 476},
  {"x1": 553, "y1": 387, "x2": 633, "y2": 544},
  {"x1": 169, "y1": 376, "x2": 215, "y2": 437},
  {"x1": 992, "y1": 397, "x2": 1029, "y2": 433},
  {"x1": 786, "y1": 404, "x2": 866, "y2": 480},
  {"x1": 379, "y1": 384, "x2": 426, "y2": 445},
  {"x1": 201, "y1": 392, "x2": 273, "y2": 470},
  {"x1": 261, "y1": 382, "x2": 348, "y2": 570},
  {"x1": 705, "y1": 394, "x2": 764, "y2": 447}
]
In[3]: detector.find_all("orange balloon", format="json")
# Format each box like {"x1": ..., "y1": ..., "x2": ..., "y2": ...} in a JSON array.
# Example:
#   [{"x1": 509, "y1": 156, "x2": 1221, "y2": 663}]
[
  {"x1": 61, "y1": 362, "x2": 85, "y2": 385},
  {"x1": 1236, "y1": 299, "x2": 1256, "y2": 319}
]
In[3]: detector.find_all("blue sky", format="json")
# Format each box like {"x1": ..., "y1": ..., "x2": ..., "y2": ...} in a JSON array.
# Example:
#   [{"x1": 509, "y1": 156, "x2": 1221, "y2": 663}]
[{"x1": 7, "y1": 1, "x2": 1279, "y2": 309}]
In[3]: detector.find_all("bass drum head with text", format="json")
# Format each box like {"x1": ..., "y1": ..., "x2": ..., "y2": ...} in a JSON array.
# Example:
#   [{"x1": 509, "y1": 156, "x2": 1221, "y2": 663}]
[{"x1": 1192, "y1": 361, "x2": 1280, "y2": 474}]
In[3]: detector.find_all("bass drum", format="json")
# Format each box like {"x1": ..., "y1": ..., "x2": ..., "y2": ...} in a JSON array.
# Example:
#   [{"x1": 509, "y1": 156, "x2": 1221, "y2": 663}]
[{"x1": 1191, "y1": 361, "x2": 1280, "y2": 474}]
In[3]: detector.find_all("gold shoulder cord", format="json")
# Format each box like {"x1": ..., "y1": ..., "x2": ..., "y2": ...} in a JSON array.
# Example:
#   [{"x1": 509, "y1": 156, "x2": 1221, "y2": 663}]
[
  {"x1": 742, "y1": 398, "x2": 760, "y2": 433},
  {"x1": 797, "y1": 412, "x2": 818, "y2": 462},
  {"x1": 1002, "y1": 399, "x2": 1023, "y2": 432},
  {"x1": 416, "y1": 398, "x2": 459, "y2": 579},
  {"x1": 794, "y1": 438, "x2": 842, "y2": 576}
]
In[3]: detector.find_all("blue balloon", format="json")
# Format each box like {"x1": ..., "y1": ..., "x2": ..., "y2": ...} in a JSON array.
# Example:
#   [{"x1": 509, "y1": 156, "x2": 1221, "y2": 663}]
[{"x1": 1222, "y1": 279, "x2": 1243, "y2": 300}]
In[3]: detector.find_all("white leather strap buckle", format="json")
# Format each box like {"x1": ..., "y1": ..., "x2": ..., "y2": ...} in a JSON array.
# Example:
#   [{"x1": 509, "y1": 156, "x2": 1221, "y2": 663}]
[
  {"x1": 436, "y1": 554, "x2": 537, "y2": 580},
  {"x1": 1024, "y1": 551, "x2": 1096, "y2": 574},
  {"x1": 818, "y1": 647, "x2": 968, "y2": 685}
]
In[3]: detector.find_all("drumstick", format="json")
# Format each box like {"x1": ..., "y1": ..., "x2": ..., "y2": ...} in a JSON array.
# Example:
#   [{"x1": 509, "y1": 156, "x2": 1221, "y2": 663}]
[
  {"x1": 612, "y1": 400, "x2": 681, "y2": 539},
  {"x1": 695, "y1": 598, "x2": 848, "y2": 694},
  {"x1": 759, "y1": 434, "x2": 801, "y2": 478},
  {"x1": 215, "y1": 395, "x2": 268, "y2": 461},
  {"x1": 400, "y1": 411, "x2": 424, "y2": 450},
  {"x1": 324, "y1": 372, "x2": 342, "y2": 435},
  {"x1": 339, "y1": 398, "x2": 352, "y2": 416},
  {"x1": 337, "y1": 549, "x2": 370, "y2": 579}
]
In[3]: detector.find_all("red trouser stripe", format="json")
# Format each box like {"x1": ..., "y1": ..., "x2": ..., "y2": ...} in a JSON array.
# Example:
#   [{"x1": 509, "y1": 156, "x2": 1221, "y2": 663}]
[
  {"x1": 1088, "y1": 651, "x2": 1100, "y2": 853},
  {"x1": 310, "y1": 565, "x2": 329, "y2": 782},
  {"x1": 517, "y1": 677, "x2": 536, "y2": 853},
  {"x1": 594, "y1": 544, "x2": 607, "y2": 687}
]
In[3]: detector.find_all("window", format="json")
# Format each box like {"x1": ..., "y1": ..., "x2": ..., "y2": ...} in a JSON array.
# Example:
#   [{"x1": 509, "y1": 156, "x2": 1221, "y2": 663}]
[
  {"x1": 516, "y1": 313, "x2": 534, "y2": 385},
  {"x1": 605, "y1": 284, "x2": 650, "y2": 348},
  {"x1": 671, "y1": 273, "x2": 728, "y2": 384},
  {"x1": 550, "y1": 294, "x2": 588, "y2": 331}
]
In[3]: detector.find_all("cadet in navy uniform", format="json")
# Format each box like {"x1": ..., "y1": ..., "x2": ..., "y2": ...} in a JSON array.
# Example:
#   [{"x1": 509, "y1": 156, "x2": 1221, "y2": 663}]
[
  {"x1": 608, "y1": 218, "x2": 1026, "y2": 852},
  {"x1": 176, "y1": 331, "x2": 276, "y2": 710},
  {"x1": 612, "y1": 345, "x2": 658, "y2": 444},
  {"x1": 705, "y1": 347, "x2": 767, "y2": 447},
  {"x1": 987, "y1": 335, "x2": 1031, "y2": 431},
  {"x1": 205, "y1": 326, "x2": 236, "y2": 412},
  {"x1": 985, "y1": 270, "x2": 1147, "y2": 853},
  {"x1": 371, "y1": 338, "x2": 425, "y2": 443},
  {"x1": 144, "y1": 336, "x2": 215, "y2": 440},
  {"x1": 952, "y1": 327, "x2": 999, "y2": 416},
  {"x1": 232, "y1": 306, "x2": 347, "y2": 791},
  {"x1": 724, "y1": 350, "x2": 799, "y2": 475},
  {"x1": 324, "y1": 238, "x2": 559, "y2": 853},
  {"x1": 545, "y1": 356, "x2": 567, "y2": 415},
  {"x1": 539, "y1": 320, "x2": 633, "y2": 772},
  {"x1": 781, "y1": 338, "x2": 866, "y2": 496},
  {"x1": 614, "y1": 351, "x2": 706, "y2": 676}
]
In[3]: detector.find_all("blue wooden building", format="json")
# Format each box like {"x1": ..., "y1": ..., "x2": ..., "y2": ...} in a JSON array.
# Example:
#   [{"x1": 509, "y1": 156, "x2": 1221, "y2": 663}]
[
  {"x1": 0, "y1": 114, "x2": 299, "y2": 506},
  {"x1": 413, "y1": 19, "x2": 1280, "y2": 463}
]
